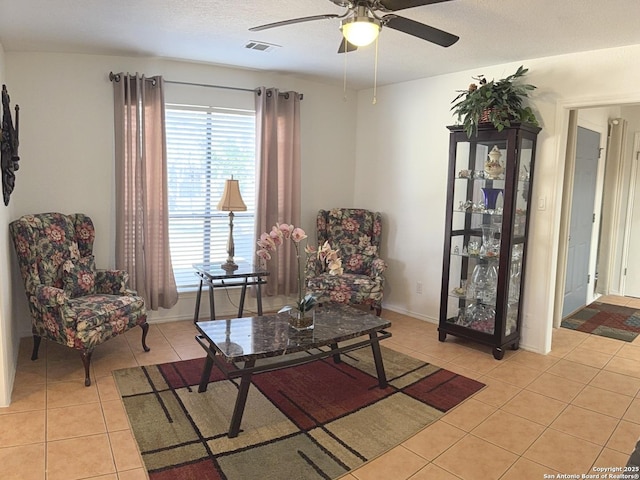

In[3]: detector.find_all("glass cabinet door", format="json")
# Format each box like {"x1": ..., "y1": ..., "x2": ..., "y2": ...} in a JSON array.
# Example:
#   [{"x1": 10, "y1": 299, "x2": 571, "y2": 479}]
[
  {"x1": 505, "y1": 137, "x2": 533, "y2": 336},
  {"x1": 445, "y1": 139, "x2": 507, "y2": 335}
]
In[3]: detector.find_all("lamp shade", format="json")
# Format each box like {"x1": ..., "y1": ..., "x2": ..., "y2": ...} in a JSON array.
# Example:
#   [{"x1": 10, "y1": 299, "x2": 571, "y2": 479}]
[
  {"x1": 217, "y1": 178, "x2": 247, "y2": 212},
  {"x1": 341, "y1": 17, "x2": 381, "y2": 47}
]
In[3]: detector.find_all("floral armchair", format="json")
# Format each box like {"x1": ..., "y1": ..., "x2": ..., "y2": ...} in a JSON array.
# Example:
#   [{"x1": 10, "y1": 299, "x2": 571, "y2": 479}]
[
  {"x1": 10, "y1": 212, "x2": 149, "y2": 386},
  {"x1": 305, "y1": 208, "x2": 386, "y2": 315}
]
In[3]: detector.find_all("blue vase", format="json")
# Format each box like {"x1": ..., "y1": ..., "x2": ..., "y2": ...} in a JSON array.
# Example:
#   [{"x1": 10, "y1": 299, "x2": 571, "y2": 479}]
[{"x1": 481, "y1": 188, "x2": 503, "y2": 210}]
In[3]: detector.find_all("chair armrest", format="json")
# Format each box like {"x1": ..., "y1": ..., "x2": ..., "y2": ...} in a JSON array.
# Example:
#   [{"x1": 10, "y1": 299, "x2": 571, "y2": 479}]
[
  {"x1": 30, "y1": 286, "x2": 77, "y2": 339},
  {"x1": 95, "y1": 269, "x2": 130, "y2": 295},
  {"x1": 371, "y1": 258, "x2": 387, "y2": 277},
  {"x1": 33, "y1": 285, "x2": 68, "y2": 307}
]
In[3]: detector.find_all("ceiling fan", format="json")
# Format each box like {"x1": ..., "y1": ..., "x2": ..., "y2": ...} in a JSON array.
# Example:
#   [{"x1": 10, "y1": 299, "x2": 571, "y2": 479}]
[{"x1": 249, "y1": 0, "x2": 459, "y2": 53}]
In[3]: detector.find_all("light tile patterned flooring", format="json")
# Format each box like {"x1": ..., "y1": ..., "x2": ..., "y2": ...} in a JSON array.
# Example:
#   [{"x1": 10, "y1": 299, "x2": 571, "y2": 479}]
[{"x1": 1, "y1": 295, "x2": 639, "y2": 479}]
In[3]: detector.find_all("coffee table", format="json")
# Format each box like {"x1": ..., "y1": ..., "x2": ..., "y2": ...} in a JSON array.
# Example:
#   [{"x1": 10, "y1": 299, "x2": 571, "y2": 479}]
[{"x1": 195, "y1": 303, "x2": 392, "y2": 438}]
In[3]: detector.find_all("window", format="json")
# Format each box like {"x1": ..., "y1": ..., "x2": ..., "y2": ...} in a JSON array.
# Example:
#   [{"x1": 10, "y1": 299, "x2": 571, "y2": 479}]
[{"x1": 165, "y1": 105, "x2": 256, "y2": 290}]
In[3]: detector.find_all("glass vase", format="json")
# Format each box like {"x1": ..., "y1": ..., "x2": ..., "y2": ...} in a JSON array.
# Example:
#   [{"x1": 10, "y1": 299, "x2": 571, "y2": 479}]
[
  {"x1": 481, "y1": 187, "x2": 503, "y2": 211},
  {"x1": 288, "y1": 308, "x2": 315, "y2": 330}
]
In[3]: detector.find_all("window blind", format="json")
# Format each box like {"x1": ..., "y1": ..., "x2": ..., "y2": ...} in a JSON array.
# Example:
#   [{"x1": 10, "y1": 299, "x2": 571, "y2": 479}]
[{"x1": 165, "y1": 105, "x2": 256, "y2": 290}]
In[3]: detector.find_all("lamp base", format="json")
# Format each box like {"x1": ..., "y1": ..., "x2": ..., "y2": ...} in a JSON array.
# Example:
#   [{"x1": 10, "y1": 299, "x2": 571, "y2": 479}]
[{"x1": 221, "y1": 261, "x2": 239, "y2": 272}]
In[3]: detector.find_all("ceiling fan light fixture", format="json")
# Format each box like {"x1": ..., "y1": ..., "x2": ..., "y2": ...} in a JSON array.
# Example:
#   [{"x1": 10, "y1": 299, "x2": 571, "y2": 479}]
[{"x1": 340, "y1": 16, "x2": 381, "y2": 47}]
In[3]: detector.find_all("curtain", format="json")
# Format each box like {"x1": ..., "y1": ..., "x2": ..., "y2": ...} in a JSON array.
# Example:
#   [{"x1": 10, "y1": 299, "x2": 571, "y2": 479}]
[
  {"x1": 113, "y1": 73, "x2": 178, "y2": 310},
  {"x1": 255, "y1": 87, "x2": 302, "y2": 297}
]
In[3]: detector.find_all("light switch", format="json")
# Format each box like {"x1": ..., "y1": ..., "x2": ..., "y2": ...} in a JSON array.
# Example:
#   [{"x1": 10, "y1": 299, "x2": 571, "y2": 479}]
[{"x1": 537, "y1": 196, "x2": 546, "y2": 210}]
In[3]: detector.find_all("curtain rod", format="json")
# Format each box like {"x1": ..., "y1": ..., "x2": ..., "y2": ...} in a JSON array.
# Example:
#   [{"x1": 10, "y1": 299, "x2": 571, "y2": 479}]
[
  {"x1": 109, "y1": 73, "x2": 303, "y2": 99},
  {"x1": 166, "y1": 79, "x2": 255, "y2": 93}
]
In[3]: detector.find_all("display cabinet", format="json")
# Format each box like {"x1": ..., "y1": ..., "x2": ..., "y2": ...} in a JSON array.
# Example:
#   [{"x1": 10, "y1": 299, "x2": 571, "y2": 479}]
[{"x1": 438, "y1": 123, "x2": 541, "y2": 359}]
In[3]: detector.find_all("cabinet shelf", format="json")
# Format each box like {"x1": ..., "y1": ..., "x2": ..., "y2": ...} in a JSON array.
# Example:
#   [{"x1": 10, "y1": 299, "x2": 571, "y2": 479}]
[
  {"x1": 450, "y1": 252, "x2": 500, "y2": 260},
  {"x1": 438, "y1": 123, "x2": 540, "y2": 360}
]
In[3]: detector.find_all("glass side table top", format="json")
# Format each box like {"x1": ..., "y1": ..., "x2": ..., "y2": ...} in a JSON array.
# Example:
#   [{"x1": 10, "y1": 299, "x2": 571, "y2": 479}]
[
  {"x1": 196, "y1": 303, "x2": 391, "y2": 363},
  {"x1": 193, "y1": 261, "x2": 269, "y2": 280}
]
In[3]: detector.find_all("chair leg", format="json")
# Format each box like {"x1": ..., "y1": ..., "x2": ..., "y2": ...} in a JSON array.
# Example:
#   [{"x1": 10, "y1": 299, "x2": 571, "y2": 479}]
[
  {"x1": 140, "y1": 322, "x2": 151, "y2": 352},
  {"x1": 80, "y1": 350, "x2": 93, "y2": 387},
  {"x1": 31, "y1": 335, "x2": 41, "y2": 361},
  {"x1": 373, "y1": 304, "x2": 382, "y2": 316}
]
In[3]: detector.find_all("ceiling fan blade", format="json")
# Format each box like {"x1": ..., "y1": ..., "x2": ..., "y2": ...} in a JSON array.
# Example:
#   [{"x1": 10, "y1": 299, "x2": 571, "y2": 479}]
[
  {"x1": 379, "y1": 0, "x2": 454, "y2": 12},
  {"x1": 337, "y1": 38, "x2": 358, "y2": 54},
  {"x1": 249, "y1": 14, "x2": 340, "y2": 32},
  {"x1": 384, "y1": 15, "x2": 459, "y2": 47}
]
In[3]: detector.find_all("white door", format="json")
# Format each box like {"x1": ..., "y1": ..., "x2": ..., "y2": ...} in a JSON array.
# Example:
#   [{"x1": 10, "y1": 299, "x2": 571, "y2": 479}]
[
  {"x1": 624, "y1": 150, "x2": 640, "y2": 297},
  {"x1": 563, "y1": 127, "x2": 601, "y2": 317}
]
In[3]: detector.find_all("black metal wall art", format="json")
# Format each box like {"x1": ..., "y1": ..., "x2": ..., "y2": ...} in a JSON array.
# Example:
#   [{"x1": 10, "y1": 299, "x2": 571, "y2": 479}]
[{"x1": 1, "y1": 84, "x2": 20, "y2": 206}]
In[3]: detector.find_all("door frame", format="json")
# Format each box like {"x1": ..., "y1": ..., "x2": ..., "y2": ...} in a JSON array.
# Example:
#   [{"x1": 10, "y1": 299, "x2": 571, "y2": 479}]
[
  {"x1": 583, "y1": 122, "x2": 607, "y2": 306},
  {"x1": 620, "y1": 131, "x2": 640, "y2": 296}
]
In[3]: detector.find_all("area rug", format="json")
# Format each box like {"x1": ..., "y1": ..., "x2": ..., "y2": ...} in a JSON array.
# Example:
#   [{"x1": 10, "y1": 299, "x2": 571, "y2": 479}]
[
  {"x1": 113, "y1": 346, "x2": 485, "y2": 480},
  {"x1": 561, "y1": 301, "x2": 640, "y2": 341}
]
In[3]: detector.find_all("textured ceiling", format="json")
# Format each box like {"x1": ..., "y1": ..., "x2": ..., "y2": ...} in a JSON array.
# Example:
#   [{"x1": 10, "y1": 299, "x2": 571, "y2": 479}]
[{"x1": 1, "y1": 0, "x2": 640, "y2": 89}]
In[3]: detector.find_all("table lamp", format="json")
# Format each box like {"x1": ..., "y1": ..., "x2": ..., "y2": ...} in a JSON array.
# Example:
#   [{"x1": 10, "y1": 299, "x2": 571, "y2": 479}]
[{"x1": 217, "y1": 176, "x2": 247, "y2": 271}]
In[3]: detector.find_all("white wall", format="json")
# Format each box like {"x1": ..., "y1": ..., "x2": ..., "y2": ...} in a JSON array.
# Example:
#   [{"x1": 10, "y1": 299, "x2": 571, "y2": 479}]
[
  {"x1": 354, "y1": 45, "x2": 640, "y2": 354},
  {"x1": 4, "y1": 52, "x2": 359, "y2": 331}
]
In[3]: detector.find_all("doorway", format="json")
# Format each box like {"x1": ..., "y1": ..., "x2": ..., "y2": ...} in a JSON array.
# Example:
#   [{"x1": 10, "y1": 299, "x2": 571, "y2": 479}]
[
  {"x1": 554, "y1": 109, "x2": 610, "y2": 329},
  {"x1": 550, "y1": 99, "x2": 640, "y2": 352}
]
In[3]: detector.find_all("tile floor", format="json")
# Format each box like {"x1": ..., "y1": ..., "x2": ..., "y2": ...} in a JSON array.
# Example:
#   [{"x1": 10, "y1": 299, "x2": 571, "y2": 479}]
[{"x1": 1, "y1": 295, "x2": 639, "y2": 480}]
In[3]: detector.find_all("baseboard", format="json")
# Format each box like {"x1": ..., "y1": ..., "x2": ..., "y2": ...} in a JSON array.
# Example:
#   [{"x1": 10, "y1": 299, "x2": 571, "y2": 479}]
[{"x1": 380, "y1": 303, "x2": 438, "y2": 325}]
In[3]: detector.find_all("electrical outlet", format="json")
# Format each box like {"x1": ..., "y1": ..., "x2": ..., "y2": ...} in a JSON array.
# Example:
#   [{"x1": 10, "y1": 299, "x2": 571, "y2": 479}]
[{"x1": 416, "y1": 281, "x2": 423, "y2": 295}]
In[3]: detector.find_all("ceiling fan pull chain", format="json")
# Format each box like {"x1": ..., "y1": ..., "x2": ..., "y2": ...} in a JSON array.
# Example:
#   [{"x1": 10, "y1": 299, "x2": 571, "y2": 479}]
[{"x1": 372, "y1": 35, "x2": 379, "y2": 105}]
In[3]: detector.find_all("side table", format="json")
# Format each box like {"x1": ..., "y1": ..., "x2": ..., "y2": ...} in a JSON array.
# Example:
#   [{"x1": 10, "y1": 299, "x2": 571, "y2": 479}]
[{"x1": 192, "y1": 262, "x2": 269, "y2": 323}]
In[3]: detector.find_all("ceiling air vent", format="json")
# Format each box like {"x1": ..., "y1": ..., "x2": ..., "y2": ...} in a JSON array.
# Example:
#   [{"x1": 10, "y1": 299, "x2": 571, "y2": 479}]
[{"x1": 244, "y1": 41, "x2": 280, "y2": 52}]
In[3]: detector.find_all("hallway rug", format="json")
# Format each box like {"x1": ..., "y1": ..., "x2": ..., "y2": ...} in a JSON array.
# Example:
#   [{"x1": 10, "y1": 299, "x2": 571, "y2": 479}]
[
  {"x1": 561, "y1": 301, "x2": 640, "y2": 341},
  {"x1": 113, "y1": 346, "x2": 485, "y2": 480}
]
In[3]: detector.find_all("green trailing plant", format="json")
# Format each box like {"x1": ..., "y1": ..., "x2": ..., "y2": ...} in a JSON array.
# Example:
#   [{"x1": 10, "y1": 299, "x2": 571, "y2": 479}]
[{"x1": 451, "y1": 65, "x2": 538, "y2": 137}]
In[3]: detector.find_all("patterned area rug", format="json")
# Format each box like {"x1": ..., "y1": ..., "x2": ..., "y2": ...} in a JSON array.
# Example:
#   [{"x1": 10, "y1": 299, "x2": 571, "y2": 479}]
[
  {"x1": 561, "y1": 301, "x2": 640, "y2": 342},
  {"x1": 113, "y1": 346, "x2": 485, "y2": 480}
]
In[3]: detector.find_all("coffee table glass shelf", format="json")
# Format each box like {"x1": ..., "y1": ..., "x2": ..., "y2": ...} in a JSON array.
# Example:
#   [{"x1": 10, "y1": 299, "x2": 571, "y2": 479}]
[{"x1": 195, "y1": 303, "x2": 391, "y2": 438}]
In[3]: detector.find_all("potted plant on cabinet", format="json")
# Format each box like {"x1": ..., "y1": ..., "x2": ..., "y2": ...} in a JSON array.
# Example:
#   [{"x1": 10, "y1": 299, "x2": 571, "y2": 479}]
[{"x1": 451, "y1": 65, "x2": 539, "y2": 137}]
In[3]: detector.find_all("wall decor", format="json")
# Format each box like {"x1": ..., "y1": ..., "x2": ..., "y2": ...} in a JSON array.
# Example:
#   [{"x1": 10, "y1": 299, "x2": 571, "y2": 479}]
[{"x1": 1, "y1": 84, "x2": 20, "y2": 206}]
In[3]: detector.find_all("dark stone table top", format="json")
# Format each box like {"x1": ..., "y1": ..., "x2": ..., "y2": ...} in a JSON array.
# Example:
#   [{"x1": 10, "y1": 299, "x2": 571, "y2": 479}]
[{"x1": 196, "y1": 303, "x2": 391, "y2": 362}]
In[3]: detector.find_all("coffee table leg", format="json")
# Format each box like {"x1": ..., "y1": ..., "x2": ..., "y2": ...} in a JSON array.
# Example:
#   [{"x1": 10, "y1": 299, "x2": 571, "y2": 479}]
[
  {"x1": 329, "y1": 343, "x2": 341, "y2": 363},
  {"x1": 369, "y1": 333, "x2": 388, "y2": 388},
  {"x1": 193, "y1": 278, "x2": 203, "y2": 324},
  {"x1": 256, "y1": 276, "x2": 264, "y2": 315},
  {"x1": 198, "y1": 354, "x2": 214, "y2": 393},
  {"x1": 208, "y1": 282, "x2": 216, "y2": 320},
  {"x1": 228, "y1": 358, "x2": 256, "y2": 438},
  {"x1": 238, "y1": 278, "x2": 247, "y2": 317}
]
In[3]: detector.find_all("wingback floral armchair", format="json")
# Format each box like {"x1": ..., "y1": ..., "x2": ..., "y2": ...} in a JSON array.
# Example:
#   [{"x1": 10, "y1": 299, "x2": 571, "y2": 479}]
[
  {"x1": 306, "y1": 208, "x2": 386, "y2": 315},
  {"x1": 10, "y1": 212, "x2": 149, "y2": 386}
]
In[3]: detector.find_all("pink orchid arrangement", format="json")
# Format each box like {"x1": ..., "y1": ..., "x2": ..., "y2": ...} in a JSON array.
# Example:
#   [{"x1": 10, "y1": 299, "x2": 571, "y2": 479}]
[{"x1": 257, "y1": 223, "x2": 342, "y2": 314}]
